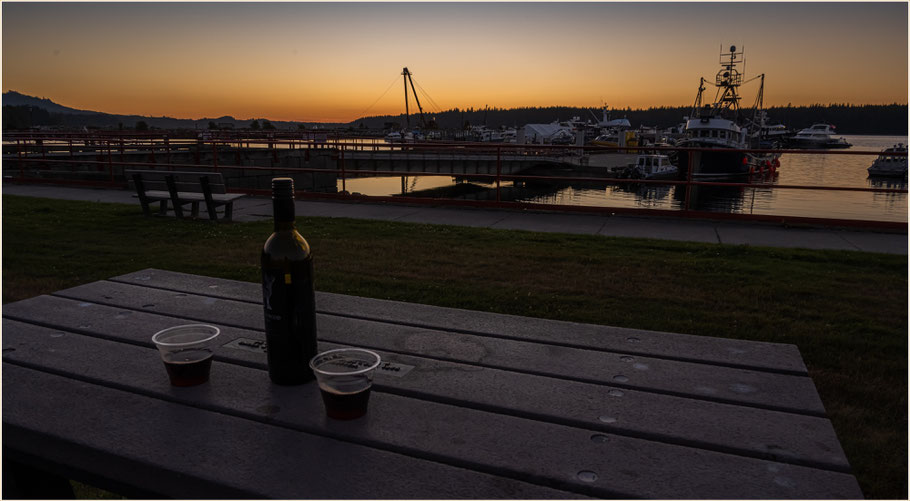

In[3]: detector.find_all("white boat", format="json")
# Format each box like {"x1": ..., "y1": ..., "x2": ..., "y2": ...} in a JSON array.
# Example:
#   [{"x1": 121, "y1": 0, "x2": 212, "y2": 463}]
[
  {"x1": 589, "y1": 129, "x2": 638, "y2": 148},
  {"x1": 385, "y1": 130, "x2": 423, "y2": 143},
  {"x1": 789, "y1": 124, "x2": 851, "y2": 149},
  {"x1": 466, "y1": 125, "x2": 502, "y2": 142},
  {"x1": 867, "y1": 143, "x2": 908, "y2": 177},
  {"x1": 549, "y1": 128, "x2": 576, "y2": 145},
  {"x1": 500, "y1": 128, "x2": 518, "y2": 143},
  {"x1": 591, "y1": 106, "x2": 632, "y2": 129},
  {"x1": 622, "y1": 154, "x2": 678, "y2": 179}
]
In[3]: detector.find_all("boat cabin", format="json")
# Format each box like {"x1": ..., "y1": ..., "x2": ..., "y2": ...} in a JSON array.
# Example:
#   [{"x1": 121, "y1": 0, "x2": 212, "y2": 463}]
[
  {"x1": 684, "y1": 117, "x2": 745, "y2": 146},
  {"x1": 634, "y1": 154, "x2": 675, "y2": 176}
]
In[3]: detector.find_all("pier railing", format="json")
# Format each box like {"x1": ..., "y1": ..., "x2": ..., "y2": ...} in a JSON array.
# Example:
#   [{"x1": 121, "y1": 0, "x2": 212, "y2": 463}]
[{"x1": 3, "y1": 131, "x2": 906, "y2": 230}]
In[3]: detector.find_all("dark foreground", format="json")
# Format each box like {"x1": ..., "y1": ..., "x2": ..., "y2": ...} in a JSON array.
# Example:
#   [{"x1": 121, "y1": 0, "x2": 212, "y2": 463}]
[{"x1": 1, "y1": 195, "x2": 907, "y2": 499}]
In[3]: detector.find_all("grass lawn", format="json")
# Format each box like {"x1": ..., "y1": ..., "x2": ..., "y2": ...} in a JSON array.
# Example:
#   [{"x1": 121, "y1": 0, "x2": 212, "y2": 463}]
[{"x1": 2, "y1": 194, "x2": 906, "y2": 499}]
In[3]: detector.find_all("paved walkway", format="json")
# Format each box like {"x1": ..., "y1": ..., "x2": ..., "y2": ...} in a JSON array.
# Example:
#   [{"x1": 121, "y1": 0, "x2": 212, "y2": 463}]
[{"x1": 3, "y1": 183, "x2": 907, "y2": 254}]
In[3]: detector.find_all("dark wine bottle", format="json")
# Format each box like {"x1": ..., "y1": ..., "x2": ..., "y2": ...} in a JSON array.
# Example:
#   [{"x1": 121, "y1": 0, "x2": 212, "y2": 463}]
[{"x1": 261, "y1": 177, "x2": 318, "y2": 385}]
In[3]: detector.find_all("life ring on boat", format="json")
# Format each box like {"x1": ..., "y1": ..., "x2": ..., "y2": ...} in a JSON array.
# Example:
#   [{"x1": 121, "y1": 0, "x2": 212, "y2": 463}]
[{"x1": 741, "y1": 156, "x2": 748, "y2": 165}]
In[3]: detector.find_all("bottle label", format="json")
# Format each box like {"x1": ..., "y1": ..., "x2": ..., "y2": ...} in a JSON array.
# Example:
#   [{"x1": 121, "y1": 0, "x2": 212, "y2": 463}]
[
  {"x1": 262, "y1": 270, "x2": 283, "y2": 321},
  {"x1": 261, "y1": 257, "x2": 318, "y2": 384}
]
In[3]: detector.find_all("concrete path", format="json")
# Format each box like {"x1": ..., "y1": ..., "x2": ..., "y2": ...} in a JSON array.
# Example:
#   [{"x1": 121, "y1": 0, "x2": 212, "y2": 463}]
[{"x1": 3, "y1": 183, "x2": 907, "y2": 255}]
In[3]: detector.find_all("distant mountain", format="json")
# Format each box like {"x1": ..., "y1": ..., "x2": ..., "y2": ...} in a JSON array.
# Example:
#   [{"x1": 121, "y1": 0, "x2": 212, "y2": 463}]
[
  {"x1": 2, "y1": 90, "x2": 101, "y2": 115},
  {"x1": 2, "y1": 91, "x2": 339, "y2": 130}
]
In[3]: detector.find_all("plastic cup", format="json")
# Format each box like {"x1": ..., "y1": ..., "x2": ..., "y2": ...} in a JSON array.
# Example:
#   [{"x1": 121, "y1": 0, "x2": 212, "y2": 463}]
[
  {"x1": 152, "y1": 324, "x2": 220, "y2": 386},
  {"x1": 309, "y1": 348, "x2": 381, "y2": 420}
]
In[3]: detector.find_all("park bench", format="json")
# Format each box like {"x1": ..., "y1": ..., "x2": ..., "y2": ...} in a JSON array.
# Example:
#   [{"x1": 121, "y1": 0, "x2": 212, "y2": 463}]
[{"x1": 126, "y1": 169, "x2": 245, "y2": 221}]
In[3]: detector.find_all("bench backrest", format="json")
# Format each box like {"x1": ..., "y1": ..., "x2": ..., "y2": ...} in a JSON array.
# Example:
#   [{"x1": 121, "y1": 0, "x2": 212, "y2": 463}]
[{"x1": 125, "y1": 170, "x2": 227, "y2": 194}]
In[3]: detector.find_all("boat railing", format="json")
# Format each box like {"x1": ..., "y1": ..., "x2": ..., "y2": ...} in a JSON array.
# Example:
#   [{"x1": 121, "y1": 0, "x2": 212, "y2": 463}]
[{"x1": 2, "y1": 131, "x2": 907, "y2": 231}]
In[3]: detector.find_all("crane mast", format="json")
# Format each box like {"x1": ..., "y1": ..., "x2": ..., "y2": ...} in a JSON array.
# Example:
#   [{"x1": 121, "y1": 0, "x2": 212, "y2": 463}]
[{"x1": 402, "y1": 67, "x2": 425, "y2": 129}]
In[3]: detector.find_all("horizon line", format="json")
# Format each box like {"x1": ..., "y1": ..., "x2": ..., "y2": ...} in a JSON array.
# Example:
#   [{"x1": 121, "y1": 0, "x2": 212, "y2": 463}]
[{"x1": 3, "y1": 90, "x2": 908, "y2": 124}]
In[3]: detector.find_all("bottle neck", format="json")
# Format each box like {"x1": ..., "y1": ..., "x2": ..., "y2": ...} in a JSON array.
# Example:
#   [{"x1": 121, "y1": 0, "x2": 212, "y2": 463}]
[{"x1": 273, "y1": 198, "x2": 296, "y2": 231}]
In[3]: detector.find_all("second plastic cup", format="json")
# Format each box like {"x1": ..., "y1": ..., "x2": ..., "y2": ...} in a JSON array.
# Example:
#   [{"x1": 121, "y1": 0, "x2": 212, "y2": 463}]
[
  {"x1": 152, "y1": 324, "x2": 220, "y2": 387},
  {"x1": 309, "y1": 348, "x2": 381, "y2": 420}
]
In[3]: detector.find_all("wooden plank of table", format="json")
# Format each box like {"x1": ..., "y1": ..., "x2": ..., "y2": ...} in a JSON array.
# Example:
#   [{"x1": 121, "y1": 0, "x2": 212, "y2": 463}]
[
  {"x1": 45, "y1": 280, "x2": 826, "y2": 415},
  {"x1": 4, "y1": 295, "x2": 851, "y2": 473},
  {"x1": 2, "y1": 364, "x2": 581, "y2": 499},
  {"x1": 109, "y1": 268, "x2": 808, "y2": 374},
  {"x1": 2, "y1": 320, "x2": 863, "y2": 499}
]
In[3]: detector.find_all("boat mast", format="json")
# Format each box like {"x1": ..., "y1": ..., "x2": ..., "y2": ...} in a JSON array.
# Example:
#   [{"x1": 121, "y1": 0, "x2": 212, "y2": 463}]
[
  {"x1": 712, "y1": 45, "x2": 743, "y2": 119},
  {"x1": 691, "y1": 78, "x2": 706, "y2": 118},
  {"x1": 752, "y1": 73, "x2": 766, "y2": 135}
]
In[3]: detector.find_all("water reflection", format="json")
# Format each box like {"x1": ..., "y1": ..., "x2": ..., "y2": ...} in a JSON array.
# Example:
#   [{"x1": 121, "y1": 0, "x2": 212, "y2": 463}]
[
  {"x1": 332, "y1": 135, "x2": 906, "y2": 222},
  {"x1": 867, "y1": 176, "x2": 908, "y2": 210}
]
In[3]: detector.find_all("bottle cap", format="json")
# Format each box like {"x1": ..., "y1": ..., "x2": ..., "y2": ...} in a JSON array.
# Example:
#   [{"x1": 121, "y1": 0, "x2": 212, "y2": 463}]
[{"x1": 271, "y1": 177, "x2": 294, "y2": 199}]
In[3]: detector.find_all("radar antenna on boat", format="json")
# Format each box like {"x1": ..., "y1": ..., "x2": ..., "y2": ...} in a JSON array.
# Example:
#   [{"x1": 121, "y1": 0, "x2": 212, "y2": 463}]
[{"x1": 713, "y1": 44, "x2": 744, "y2": 116}]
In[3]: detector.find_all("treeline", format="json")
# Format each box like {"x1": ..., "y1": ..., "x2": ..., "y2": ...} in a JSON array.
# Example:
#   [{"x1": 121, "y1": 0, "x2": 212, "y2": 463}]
[
  {"x1": 357, "y1": 104, "x2": 908, "y2": 135},
  {"x1": 5, "y1": 101, "x2": 907, "y2": 135}
]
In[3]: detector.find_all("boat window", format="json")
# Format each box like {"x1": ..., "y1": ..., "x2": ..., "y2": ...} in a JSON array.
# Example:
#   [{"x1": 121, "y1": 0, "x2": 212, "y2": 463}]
[{"x1": 638, "y1": 158, "x2": 645, "y2": 166}]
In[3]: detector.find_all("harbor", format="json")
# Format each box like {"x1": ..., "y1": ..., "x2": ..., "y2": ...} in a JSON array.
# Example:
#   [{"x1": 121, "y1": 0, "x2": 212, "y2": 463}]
[{"x1": 3, "y1": 131, "x2": 906, "y2": 227}]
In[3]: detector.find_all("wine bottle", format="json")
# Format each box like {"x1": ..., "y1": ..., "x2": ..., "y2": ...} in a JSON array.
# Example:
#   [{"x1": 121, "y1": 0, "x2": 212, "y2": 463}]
[{"x1": 261, "y1": 177, "x2": 318, "y2": 385}]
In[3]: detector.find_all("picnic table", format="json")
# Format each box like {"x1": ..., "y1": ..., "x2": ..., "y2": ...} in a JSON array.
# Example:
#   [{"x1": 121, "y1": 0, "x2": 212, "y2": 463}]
[{"x1": 2, "y1": 269, "x2": 863, "y2": 499}]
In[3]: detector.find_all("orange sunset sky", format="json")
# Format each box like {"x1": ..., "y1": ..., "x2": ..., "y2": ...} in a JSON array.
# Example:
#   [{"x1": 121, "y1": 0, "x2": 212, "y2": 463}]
[{"x1": 3, "y1": 1, "x2": 908, "y2": 123}]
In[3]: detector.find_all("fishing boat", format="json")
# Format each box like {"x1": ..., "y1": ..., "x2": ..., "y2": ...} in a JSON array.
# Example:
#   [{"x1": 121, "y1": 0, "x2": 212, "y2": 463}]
[
  {"x1": 675, "y1": 45, "x2": 782, "y2": 178},
  {"x1": 867, "y1": 143, "x2": 908, "y2": 177},
  {"x1": 788, "y1": 124, "x2": 851, "y2": 149}
]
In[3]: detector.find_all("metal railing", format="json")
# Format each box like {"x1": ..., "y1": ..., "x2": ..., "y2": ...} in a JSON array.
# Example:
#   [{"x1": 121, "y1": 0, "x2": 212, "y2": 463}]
[{"x1": 3, "y1": 131, "x2": 907, "y2": 230}]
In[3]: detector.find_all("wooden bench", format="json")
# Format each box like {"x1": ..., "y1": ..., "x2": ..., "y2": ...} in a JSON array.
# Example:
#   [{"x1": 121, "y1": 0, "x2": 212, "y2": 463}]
[{"x1": 126, "y1": 170, "x2": 246, "y2": 221}]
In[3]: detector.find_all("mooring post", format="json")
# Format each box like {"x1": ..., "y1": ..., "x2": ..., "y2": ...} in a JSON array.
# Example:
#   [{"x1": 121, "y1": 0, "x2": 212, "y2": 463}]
[
  {"x1": 107, "y1": 139, "x2": 114, "y2": 183},
  {"x1": 17, "y1": 139, "x2": 23, "y2": 178},
  {"x1": 684, "y1": 149, "x2": 695, "y2": 212},
  {"x1": 341, "y1": 145, "x2": 347, "y2": 193},
  {"x1": 496, "y1": 146, "x2": 502, "y2": 203}
]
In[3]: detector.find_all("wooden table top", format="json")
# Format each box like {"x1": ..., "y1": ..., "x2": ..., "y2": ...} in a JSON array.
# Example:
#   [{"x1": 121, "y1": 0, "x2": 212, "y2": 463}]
[{"x1": 2, "y1": 269, "x2": 862, "y2": 499}]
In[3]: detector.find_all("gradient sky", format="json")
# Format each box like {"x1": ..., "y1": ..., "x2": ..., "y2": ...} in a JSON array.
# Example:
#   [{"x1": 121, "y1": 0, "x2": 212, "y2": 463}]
[{"x1": 3, "y1": 2, "x2": 907, "y2": 122}]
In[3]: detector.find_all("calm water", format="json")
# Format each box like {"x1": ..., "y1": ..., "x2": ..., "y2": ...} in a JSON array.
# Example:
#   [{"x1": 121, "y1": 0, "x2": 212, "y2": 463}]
[{"x1": 340, "y1": 135, "x2": 908, "y2": 223}]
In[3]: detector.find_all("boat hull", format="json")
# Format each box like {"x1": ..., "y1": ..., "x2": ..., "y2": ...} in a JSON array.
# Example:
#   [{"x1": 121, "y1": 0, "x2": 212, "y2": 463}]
[
  {"x1": 868, "y1": 164, "x2": 908, "y2": 177},
  {"x1": 787, "y1": 138, "x2": 852, "y2": 149},
  {"x1": 677, "y1": 147, "x2": 778, "y2": 179}
]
